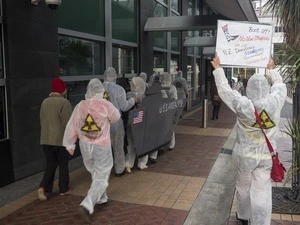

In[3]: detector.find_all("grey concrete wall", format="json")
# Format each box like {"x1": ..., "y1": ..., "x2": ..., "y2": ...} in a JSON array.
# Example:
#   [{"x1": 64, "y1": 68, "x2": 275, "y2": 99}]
[{"x1": 3, "y1": 0, "x2": 59, "y2": 179}]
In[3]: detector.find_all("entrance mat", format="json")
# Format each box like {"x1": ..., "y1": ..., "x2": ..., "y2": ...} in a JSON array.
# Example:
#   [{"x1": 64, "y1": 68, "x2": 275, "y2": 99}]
[{"x1": 272, "y1": 187, "x2": 300, "y2": 214}]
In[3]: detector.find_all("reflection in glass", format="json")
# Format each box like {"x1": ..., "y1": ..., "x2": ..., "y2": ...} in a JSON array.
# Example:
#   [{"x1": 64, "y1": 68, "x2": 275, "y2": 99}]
[
  {"x1": 57, "y1": 0, "x2": 105, "y2": 36},
  {"x1": 59, "y1": 36, "x2": 102, "y2": 76},
  {"x1": 171, "y1": 0, "x2": 179, "y2": 12},
  {"x1": 153, "y1": 51, "x2": 166, "y2": 74},
  {"x1": 153, "y1": 2, "x2": 167, "y2": 49},
  {"x1": 0, "y1": 87, "x2": 6, "y2": 139},
  {"x1": 112, "y1": 0, "x2": 137, "y2": 42},
  {"x1": 112, "y1": 46, "x2": 136, "y2": 75},
  {"x1": 66, "y1": 80, "x2": 89, "y2": 108}
]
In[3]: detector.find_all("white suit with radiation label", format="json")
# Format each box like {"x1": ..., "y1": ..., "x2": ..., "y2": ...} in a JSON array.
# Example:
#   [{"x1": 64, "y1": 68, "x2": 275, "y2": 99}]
[
  {"x1": 63, "y1": 78, "x2": 120, "y2": 214},
  {"x1": 103, "y1": 67, "x2": 135, "y2": 175},
  {"x1": 213, "y1": 68, "x2": 286, "y2": 225}
]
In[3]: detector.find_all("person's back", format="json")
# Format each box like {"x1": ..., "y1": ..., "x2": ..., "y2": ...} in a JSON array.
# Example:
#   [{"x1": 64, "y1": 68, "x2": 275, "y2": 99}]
[
  {"x1": 63, "y1": 78, "x2": 120, "y2": 224},
  {"x1": 38, "y1": 78, "x2": 73, "y2": 201},
  {"x1": 40, "y1": 93, "x2": 72, "y2": 146},
  {"x1": 211, "y1": 54, "x2": 287, "y2": 225},
  {"x1": 102, "y1": 67, "x2": 136, "y2": 177},
  {"x1": 173, "y1": 71, "x2": 188, "y2": 100}
]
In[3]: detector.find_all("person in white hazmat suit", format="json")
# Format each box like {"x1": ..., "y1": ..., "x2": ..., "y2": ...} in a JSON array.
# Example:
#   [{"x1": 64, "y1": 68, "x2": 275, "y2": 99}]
[
  {"x1": 149, "y1": 72, "x2": 178, "y2": 163},
  {"x1": 211, "y1": 54, "x2": 287, "y2": 225},
  {"x1": 63, "y1": 78, "x2": 120, "y2": 224},
  {"x1": 103, "y1": 67, "x2": 139, "y2": 176},
  {"x1": 173, "y1": 70, "x2": 188, "y2": 100},
  {"x1": 125, "y1": 77, "x2": 149, "y2": 173}
]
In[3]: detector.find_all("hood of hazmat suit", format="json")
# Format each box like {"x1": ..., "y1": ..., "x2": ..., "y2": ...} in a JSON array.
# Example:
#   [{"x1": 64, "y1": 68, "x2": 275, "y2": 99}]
[
  {"x1": 129, "y1": 77, "x2": 146, "y2": 100},
  {"x1": 161, "y1": 73, "x2": 177, "y2": 100},
  {"x1": 139, "y1": 72, "x2": 147, "y2": 83},
  {"x1": 104, "y1": 67, "x2": 117, "y2": 83}
]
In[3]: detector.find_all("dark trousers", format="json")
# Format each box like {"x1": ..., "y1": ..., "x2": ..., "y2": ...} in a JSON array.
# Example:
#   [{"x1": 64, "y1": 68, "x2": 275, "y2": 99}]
[
  {"x1": 212, "y1": 105, "x2": 221, "y2": 119},
  {"x1": 39, "y1": 145, "x2": 70, "y2": 193}
]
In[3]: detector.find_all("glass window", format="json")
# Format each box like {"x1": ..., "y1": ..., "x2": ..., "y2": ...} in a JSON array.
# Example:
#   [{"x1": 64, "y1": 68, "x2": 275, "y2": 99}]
[
  {"x1": 57, "y1": 0, "x2": 105, "y2": 36},
  {"x1": 153, "y1": 2, "x2": 167, "y2": 49},
  {"x1": 153, "y1": 51, "x2": 166, "y2": 74},
  {"x1": 171, "y1": 13, "x2": 180, "y2": 52},
  {"x1": 0, "y1": 87, "x2": 6, "y2": 139},
  {"x1": 66, "y1": 80, "x2": 89, "y2": 108},
  {"x1": 171, "y1": 0, "x2": 179, "y2": 12},
  {"x1": 59, "y1": 36, "x2": 104, "y2": 76},
  {"x1": 112, "y1": 46, "x2": 137, "y2": 75},
  {"x1": 112, "y1": 0, "x2": 137, "y2": 42},
  {"x1": 170, "y1": 54, "x2": 179, "y2": 80}
]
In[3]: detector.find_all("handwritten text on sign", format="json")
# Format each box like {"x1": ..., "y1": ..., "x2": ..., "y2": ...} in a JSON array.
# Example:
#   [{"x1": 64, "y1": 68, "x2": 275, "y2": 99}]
[{"x1": 216, "y1": 20, "x2": 273, "y2": 68}]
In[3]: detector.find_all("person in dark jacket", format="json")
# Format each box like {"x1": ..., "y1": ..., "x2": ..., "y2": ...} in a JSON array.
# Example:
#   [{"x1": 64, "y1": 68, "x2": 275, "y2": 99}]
[
  {"x1": 210, "y1": 80, "x2": 222, "y2": 120},
  {"x1": 38, "y1": 78, "x2": 73, "y2": 200}
]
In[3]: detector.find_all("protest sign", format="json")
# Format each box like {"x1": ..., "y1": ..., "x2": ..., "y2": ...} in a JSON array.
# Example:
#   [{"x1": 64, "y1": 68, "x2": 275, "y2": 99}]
[{"x1": 216, "y1": 20, "x2": 273, "y2": 68}]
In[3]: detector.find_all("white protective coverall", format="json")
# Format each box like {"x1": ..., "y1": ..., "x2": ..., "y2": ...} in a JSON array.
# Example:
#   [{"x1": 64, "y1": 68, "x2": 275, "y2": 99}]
[
  {"x1": 213, "y1": 68, "x2": 287, "y2": 225},
  {"x1": 149, "y1": 73, "x2": 178, "y2": 160},
  {"x1": 103, "y1": 67, "x2": 135, "y2": 175},
  {"x1": 173, "y1": 70, "x2": 188, "y2": 100},
  {"x1": 125, "y1": 77, "x2": 149, "y2": 171},
  {"x1": 63, "y1": 78, "x2": 120, "y2": 214}
]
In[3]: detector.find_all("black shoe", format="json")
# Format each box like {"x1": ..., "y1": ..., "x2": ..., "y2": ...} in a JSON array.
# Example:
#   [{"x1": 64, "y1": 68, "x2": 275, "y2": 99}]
[
  {"x1": 236, "y1": 213, "x2": 248, "y2": 225},
  {"x1": 211, "y1": 117, "x2": 214, "y2": 120},
  {"x1": 148, "y1": 158, "x2": 157, "y2": 164},
  {"x1": 78, "y1": 206, "x2": 91, "y2": 224},
  {"x1": 115, "y1": 171, "x2": 125, "y2": 177}
]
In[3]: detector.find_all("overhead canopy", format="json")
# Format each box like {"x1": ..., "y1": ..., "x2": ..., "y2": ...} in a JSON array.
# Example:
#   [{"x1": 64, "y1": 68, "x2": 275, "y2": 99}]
[
  {"x1": 184, "y1": 36, "x2": 216, "y2": 47},
  {"x1": 204, "y1": 0, "x2": 258, "y2": 22},
  {"x1": 144, "y1": 15, "x2": 227, "y2": 32},
  {"x1": 144, "y1": 1, "x2": 257, "y2": 32}
]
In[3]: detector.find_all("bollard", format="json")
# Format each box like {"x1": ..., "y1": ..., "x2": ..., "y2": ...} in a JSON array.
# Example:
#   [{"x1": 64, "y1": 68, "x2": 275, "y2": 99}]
[{"x1": 202, "y1": 98, "x2": 208, "y2": 128}]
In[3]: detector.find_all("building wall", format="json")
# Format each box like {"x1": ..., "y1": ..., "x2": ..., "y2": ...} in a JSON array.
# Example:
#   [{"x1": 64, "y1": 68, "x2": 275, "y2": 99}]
[{"x1": 2, "y1": 0, "x2": 59, "y2": 180}]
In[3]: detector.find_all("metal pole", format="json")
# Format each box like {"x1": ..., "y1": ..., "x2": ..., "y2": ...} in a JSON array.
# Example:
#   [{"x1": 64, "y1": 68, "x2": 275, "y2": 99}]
[{"x1": 202, "y1": 98, "x2": 208, "y2": 128}]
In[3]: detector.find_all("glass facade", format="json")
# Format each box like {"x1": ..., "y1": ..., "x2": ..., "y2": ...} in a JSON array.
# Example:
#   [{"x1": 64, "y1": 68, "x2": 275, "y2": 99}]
[
  {"x1": 66, "y1": 80, "x2": 89, "y2": 108},
  {"x1": 59, "y1": 35, "x2": 104, "y2": 76},
  {"x1": 153, "y1": 2, "x2": 167, "y2": 49},
  {"x1": 112, "y1": 46, "x2": 137, "y2": 75},
  {"x1": 153, "y1": 51, "x2": 166, "y2": 74},
  {"x1": 57, "y1": 0, "x2": 105, "y2": 36},
  {"x1": 112, "y1": 0, "x2": 137, "y2": 42}
]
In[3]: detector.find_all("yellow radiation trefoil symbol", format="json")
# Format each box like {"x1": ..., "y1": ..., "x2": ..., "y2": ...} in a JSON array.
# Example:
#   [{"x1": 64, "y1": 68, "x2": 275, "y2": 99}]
[{"x1": 81, "y1": 114, "x2": 101, "y2": 132}]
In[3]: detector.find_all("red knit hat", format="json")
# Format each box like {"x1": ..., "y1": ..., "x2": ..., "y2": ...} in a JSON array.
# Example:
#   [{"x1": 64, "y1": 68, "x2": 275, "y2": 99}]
[{"x1": 51, "y1": 78, "x2": 66, "y2": 94}]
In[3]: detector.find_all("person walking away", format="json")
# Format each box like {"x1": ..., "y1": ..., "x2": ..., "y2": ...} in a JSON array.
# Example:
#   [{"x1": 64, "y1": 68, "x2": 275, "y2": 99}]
[
  {"x1": 210, "y1": 80, "x2": 222, "y2": 120},
  {"x1": 239, "y1": 78, "x2": 248, "y2": 96},
  {"x1": 148, "y1": 72, "x2": 178, "y2": 163},
  {"x1": 125, "y1": 77, "x2": 148, "y2": 173},
  {"x1": 139, "y1": 72, "x2": 148, "y2": 85},
  {"x1": 103, "y1": 67, "x2": 139, "y2": 177},
  {"x1": 38, "y1": 78, "x2": 73, "y2": 200},
  {"x1": 211, "y1": 53, "x2": 287, "y2": 225},
  {"x1": 173, "y1": 70, "x2": 188, "y2": 100},
  {"x1": 63, "y1": 78, "x2": 120, "y2": 224}
]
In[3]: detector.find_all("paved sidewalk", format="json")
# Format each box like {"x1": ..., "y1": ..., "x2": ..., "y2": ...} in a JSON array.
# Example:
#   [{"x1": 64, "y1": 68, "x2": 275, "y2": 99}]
[{"x1": 0, "y1": 100, "x2": 296, "y2": 225}]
